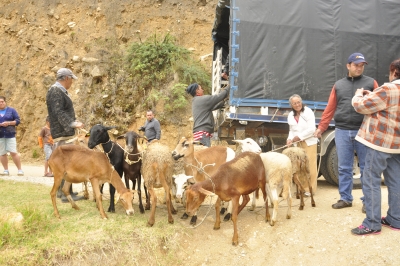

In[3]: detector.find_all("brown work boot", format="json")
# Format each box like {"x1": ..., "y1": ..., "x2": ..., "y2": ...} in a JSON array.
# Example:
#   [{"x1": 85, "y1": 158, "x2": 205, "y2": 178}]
[{"x1": 332, "y1": 200, "x2": 352, "y2": 209}]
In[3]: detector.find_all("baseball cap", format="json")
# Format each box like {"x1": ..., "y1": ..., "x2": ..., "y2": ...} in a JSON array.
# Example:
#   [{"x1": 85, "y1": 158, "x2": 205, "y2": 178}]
[
  {"x1": 348, "y1": 53, "x2": 368, "y2": 64},
  {"x1": 56, "y1": 68, "x2": 78, "y2": 80}
]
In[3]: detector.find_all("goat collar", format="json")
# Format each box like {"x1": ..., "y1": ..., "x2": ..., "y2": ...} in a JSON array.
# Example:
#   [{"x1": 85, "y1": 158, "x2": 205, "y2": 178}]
[{"x1": 101, "y1": 139, "x2": 114, "y2": 155}]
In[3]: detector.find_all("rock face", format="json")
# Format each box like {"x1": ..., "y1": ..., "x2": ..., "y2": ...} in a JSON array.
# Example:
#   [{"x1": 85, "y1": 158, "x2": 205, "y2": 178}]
[{"x1": 0, "y1": 0, "x2": 215, "y2": 159}]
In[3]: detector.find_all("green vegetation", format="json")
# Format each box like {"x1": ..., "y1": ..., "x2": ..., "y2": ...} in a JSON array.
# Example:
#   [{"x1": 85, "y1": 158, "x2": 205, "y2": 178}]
[
  {"x1": 75, "y1": 34, "x2": 211, "y2": 131},
  {"x1": 0, "y1": 180, "x2": 187, "y2": 265}
]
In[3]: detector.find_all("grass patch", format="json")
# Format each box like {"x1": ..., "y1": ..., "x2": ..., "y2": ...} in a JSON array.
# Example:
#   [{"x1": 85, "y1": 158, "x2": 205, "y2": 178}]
[{"x1": 0, "y1": 180, "x2": 188, "y2": 265}]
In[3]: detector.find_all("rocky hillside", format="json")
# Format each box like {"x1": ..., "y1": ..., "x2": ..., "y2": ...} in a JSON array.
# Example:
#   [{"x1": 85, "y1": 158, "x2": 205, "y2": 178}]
[{"x1": 0, "y1": 0, "x2": 216, "y2": 161}]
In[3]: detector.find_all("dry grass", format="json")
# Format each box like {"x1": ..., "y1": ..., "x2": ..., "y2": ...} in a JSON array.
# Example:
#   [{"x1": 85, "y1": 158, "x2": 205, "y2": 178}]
[{"x1": 0, "y1": 180, "x2": 186, "y2": 266}]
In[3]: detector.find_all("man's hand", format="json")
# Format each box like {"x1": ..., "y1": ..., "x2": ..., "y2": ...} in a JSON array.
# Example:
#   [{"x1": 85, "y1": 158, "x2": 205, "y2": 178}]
[
  {"x1": 71, "y1": 121, "x2": 84, "y2": 129},
  {"x1": 355, "y1": 88, "x2": 369, "y2": 97},
  {"x1": 138, "y1": 126, "x2": 145, "y2": 132}
]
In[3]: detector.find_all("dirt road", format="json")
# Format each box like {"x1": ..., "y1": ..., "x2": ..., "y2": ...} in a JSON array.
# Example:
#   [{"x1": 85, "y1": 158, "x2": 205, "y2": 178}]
[{"x1": 1, "y1": 165, "x2": 398, "y2": 265}]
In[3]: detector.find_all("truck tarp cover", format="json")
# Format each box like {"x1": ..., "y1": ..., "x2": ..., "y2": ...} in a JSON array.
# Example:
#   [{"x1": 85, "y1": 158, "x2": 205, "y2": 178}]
[{"x1": 232, "y1": 0, "x2": 400, "y2": 102}]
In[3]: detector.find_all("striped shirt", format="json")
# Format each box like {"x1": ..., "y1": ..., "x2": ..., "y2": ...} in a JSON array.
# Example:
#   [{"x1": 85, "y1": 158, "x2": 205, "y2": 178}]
[{"x1": 193, "y1": 131, "x2": 212, "y2": 141}]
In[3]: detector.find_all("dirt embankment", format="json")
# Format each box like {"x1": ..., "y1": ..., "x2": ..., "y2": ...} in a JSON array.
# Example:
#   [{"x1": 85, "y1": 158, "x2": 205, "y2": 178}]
[{"x1": 0, "y1": 0, "x2": 215, "y2": 163}]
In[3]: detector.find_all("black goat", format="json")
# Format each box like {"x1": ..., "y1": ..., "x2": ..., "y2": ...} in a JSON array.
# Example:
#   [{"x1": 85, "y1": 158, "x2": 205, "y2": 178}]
[
  {"x1": 118, "y1": 131, "x2": 150, "y2": 212},
  {"x1": 87, "y1": 124, "x2": 148, "y2": 213}
]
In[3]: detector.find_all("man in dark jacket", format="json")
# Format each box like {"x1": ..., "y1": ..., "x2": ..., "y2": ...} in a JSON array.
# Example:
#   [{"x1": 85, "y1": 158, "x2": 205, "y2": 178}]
[
  {"x1": 314, "y1": 53, "x2": 379, "y2": 211},
  {"x1": 46, "y1": 68, "x2": 85, "y2": 202},
  {"x1": 186, "y1": 83, "x2": 229, "y2": 147},
  {"x1": 139, "y1": 110, "x2": 161, "y2": 142}
]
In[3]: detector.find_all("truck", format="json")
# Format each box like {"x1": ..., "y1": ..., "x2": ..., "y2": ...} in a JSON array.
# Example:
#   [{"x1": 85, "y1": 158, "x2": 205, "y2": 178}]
[{"x1": 211, "y1": 0, "x2": 400, "y2": 188}]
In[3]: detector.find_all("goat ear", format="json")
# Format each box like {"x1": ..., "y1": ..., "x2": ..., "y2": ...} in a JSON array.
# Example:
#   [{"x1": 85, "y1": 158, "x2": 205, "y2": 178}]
[
  {"x1": 105, "y1": 126, "x2": 116, "y2": 131},
  {"x1": 198, "y1": 187, "x2": 215, "y2": 196},
  {"x1": 116, "y1": 134, "x2": 126, "y2": 140},
  {"x1": 187, "y1": 177, "x2": 195, "y2": 185},
  {"x1": 130, "y1": 189, "x2": 137, "y2": 194}
]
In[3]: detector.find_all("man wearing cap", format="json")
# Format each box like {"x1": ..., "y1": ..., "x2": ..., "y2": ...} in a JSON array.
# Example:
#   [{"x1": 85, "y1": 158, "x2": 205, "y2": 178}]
[
  {"x1": 185, "y1": 83, "x2": 229, "y2": 147},
  {"x1": 314, "y1": 53, "x2": 379, "y2": 211},
  {"x1": 46, "y1": 67, "x2": 85, "y2": 202}
]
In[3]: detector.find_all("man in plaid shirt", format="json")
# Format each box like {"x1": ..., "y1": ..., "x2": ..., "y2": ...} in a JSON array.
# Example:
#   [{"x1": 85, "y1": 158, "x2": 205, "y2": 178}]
[{"x1": 350, "y1": 58, "x2": 400, "y2": 236}]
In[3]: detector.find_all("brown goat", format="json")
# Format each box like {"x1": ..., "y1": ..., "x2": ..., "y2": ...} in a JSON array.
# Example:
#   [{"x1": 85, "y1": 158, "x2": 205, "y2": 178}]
[
  {"x1": 185, "y1": 152, "x2": 267, "y2": 246},
  {"x1": 48, "y1": 145, "x2": 135, "y2": 219}
]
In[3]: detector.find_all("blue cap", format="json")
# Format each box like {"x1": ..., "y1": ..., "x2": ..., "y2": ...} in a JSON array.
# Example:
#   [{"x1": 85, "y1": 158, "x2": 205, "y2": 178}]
[{"x1": 348, "y1": 53, "x2": 368, "y2": 64}]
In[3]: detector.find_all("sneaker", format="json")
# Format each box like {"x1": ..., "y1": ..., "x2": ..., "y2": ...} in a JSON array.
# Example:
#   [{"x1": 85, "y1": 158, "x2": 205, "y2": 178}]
[
  {"x1": 17, "y1": 170, "x2": 24, "y2": 176},
  {"x1": 381, "y1": 217, "x2": 400, "y2": 231},
  {"x1": 351, "y1": 225, "x2": 381, "y2": 236},
  {"x1": 1, "y1": 170, "x2": 9, "y2": 176},
  {"x1": 362, "y1": 204, "x2": 366, "y2": 214},
  {"x1": 332, "y1": 200, "x2": 352, "y2": 209}
]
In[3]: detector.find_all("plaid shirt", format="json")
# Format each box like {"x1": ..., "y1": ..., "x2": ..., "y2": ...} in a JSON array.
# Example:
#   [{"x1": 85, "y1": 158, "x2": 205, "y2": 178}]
[{"x1": 351, "y1": 79, "x2": 400, "y2": 153}]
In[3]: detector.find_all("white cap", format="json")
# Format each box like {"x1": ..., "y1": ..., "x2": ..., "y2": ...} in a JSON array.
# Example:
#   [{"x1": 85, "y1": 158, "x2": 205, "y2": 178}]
[{"x1": 56, "y1": 68, "x2": 78, "y2": 80}]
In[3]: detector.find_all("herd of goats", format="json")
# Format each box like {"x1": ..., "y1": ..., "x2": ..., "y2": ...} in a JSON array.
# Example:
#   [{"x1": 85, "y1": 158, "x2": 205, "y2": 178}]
[{"x1": 48, "y1": 124, "x2": 316, "y2": 246}]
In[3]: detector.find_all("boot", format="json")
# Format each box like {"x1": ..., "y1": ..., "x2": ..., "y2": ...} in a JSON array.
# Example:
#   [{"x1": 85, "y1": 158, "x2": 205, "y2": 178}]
[{"x1": 61, "y1": 182, "x2": 85, "y2": 203}]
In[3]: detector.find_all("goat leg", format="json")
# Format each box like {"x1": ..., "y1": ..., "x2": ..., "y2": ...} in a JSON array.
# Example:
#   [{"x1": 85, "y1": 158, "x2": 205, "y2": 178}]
[
  {"x1": 231, "y1": 197, "x2": 240, "y2": 246},
  {"x1": 213, "y1": 197, "x2": 222, "y2": 230},
  {"x1": 62, "y1": 181, "x2": 80, "y2": 210},
  {"x1": 147, "y1": 187, "x2": 157, "y2": 227},
  {"x1": 91, "y1": 179, "x2": 108, "y2": 219},
  {"x1": 136, "y1": 174, "x2": 145, "y2": 214},
  {"x1": 51, "y1": 178, "x2": 62, "y2": 219}
]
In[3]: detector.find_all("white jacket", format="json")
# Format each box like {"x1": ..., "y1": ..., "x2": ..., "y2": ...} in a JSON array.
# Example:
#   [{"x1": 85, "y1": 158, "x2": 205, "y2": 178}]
[{"x1": 287, "y1": 106, "x2": 318, "y2": 146}]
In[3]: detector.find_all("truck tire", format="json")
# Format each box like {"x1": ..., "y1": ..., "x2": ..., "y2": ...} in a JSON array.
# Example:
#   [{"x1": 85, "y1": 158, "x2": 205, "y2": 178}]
[{"x1": 320, "y1": 141, "x2": 362, "y2": 189}]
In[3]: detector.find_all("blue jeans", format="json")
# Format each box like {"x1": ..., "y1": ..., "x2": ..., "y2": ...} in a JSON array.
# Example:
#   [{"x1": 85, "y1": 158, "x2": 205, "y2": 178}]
[
  {"x1": 362, "y1": 147, "x2": 400, "y2": 230},
  {"x1": 335, "y1": 128, "x2": 367, "y2": 202}
]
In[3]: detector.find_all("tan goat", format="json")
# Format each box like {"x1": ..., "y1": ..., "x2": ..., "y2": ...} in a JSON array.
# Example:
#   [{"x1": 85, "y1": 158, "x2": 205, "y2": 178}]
[{"x1": 49, "y1": 145, "x2": 135, "y2": 219}]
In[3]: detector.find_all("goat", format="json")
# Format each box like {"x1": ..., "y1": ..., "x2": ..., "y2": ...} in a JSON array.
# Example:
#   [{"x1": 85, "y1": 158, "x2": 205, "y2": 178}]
[
  {"x1": 88, "y1": 124, "x2": 148, "y2": 213},
  {"x1": 185, "y1": 152, "x2": 267, "y2": 246},
  {"x1": 236, "y1": 138, "x2": 293, "y2": 226},
  {"x1": 49, "y1": 145, "x2": 135, "y2": 219},
  {"x1": 117, "y1": 131, "x2": 150, "y2": 213},
  {"x1": 141, "y1": 141, "x2": 176, "y2": 226},
  {"x1": 172, "y1": 137, "x2": 235, "y2": 224},
  {"x1": 282, "y1": 147, "x2": 316, "y2": 210}
]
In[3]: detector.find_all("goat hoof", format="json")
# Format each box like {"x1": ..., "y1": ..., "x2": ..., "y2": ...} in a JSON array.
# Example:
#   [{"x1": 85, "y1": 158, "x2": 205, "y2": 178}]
[
  {"x1": 168, "y1": 219, "x2": 174, "y2": 224},
  {"x1": 181, "y1": 213, "x2": 189, "y2": 220},
  {"x1": 213, "y1": 226, "x2": 220, "y2": 230},
  {"x1": 139, "y1": 207, "x2": 145, "y2": 214},
  {"x1": 147, "y1": 222, "x2": 154, "y2": 227},
  {"x1": 223, "y1": 213, "x2": 231, "y2": 222},
  {"x1": 232, "y1": 241, "x2": 238, "y2": 246},
  {"x1": 171, "y1": 209, "x2": 177, "y2": 215},
  {"x1": 190, "y1": 216, "x2": 197, "y2": 225},
  {"x1": 220, "y1": 207, "x2": 226, "y2": 215},
  {"x1": 312, "y1": 203, "x2": 316, "y2": 207},
  {"x1": 145, "y1": 205, "x2": 150, "y2": 210},
  {"x1": 299, "y1": 206, "x2": 304, "y2": 211}
]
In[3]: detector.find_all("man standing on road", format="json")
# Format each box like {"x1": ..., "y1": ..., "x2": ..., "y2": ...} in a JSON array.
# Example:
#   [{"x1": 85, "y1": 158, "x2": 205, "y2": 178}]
[
  {"x1": 314, "y1": 53, "x2": 378, "y2": 212},
  {"x1": 46, "y1": 68, "x2": 85, "y2": 202},
  {"x1": 139, "y1": 110, "x2": 161, "y2": 143},
  {"x1": 350, "y1": 58, "x2": 400, "y2": 236}
]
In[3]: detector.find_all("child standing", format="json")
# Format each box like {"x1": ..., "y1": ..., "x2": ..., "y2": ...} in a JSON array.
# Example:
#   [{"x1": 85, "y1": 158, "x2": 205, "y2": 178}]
[{"x1": 38, "y1": 116, "x2": 53, "y2": 177}]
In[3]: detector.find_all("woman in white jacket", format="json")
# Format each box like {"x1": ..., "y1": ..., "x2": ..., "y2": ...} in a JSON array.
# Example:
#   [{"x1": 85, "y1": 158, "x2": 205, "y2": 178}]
[{"x1": 287, "y1": 94, "x2": 318, "y2": 193}]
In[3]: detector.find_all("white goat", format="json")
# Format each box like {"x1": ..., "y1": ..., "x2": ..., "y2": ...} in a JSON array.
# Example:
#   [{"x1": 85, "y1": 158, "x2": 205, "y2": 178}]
[{"x1": 234, "y1": 138, "x2": 292, "y2": 226}]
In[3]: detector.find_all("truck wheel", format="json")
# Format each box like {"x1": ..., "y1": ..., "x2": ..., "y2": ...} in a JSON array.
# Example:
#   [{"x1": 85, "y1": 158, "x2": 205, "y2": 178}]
[{"x1": 320, "y1": 141, "x2": 362, "y2": 189}]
